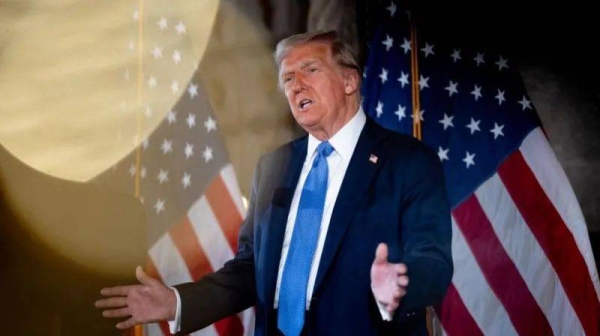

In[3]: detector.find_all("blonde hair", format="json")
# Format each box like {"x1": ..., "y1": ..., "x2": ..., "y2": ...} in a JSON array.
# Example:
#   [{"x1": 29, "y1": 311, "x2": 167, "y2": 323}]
[{"x1": 273, "y1": 30, "x2": 361, "y2": 89}]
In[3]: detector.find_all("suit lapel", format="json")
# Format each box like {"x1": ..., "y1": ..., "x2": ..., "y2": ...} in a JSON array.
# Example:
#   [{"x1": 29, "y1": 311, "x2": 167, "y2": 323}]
[
  {"x1": 263, "y1": 136, "x2": 307, "y2": 306},
  {"x1": 313, "y1": 118, "x2": 387, "y2": 292}
]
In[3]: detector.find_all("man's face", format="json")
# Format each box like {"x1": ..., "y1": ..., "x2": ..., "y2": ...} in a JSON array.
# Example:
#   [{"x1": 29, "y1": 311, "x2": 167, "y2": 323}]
[{"x1": 279, "y1": 42, "x2": 350, "y2": 134}]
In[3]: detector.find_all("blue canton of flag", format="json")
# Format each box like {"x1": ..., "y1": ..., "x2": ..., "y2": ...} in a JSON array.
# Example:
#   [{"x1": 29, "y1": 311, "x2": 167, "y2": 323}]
[
  {"x1": 361, "y1": 7, "x2": 540, "y2": 208},
  {"x1": 360, "y1": 2, "x2": 600, "y2": 336}
]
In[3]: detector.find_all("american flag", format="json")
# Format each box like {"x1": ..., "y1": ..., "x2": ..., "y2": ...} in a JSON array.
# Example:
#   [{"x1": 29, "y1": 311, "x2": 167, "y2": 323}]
[
  {"x1": 361, "y1": 2, "x2": 600, "y2": 335},
  {"x1": 91, "y1": 3, "x2": 255, "y2": 336}
]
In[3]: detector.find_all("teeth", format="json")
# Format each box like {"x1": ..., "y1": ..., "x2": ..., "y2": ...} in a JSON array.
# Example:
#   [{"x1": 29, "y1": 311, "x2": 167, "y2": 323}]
[{"x1": 300, "y1": 99, "x2": 312, "y2": 109}]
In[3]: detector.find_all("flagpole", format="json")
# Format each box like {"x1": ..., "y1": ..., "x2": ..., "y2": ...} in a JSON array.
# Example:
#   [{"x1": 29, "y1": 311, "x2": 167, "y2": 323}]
[
  {"x1": 131, "y1": 0, "x2": 145, "y2": 335},
  {"x1": 409, "y1": 13, "x2": 422, "y2": 141}
]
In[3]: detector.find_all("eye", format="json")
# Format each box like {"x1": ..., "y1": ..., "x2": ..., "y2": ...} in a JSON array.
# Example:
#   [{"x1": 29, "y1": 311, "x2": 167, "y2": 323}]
[
  {"x1": 283, "y1": 76, "x2": 292, "y2": 84},
  {"x1": 308, "y1": 67, "x2": 318, "y2": 73}
]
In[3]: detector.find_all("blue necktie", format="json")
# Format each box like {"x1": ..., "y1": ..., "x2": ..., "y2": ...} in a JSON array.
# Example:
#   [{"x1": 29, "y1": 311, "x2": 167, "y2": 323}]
[{"x1": 278, "y1": 141, "x2": 335, "y2": 336}]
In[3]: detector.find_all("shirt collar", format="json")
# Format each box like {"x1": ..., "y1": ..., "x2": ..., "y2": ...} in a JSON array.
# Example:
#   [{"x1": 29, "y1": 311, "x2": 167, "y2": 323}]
[{"x1": 306, "y1": 106, "x2": 367, "y2": 161}]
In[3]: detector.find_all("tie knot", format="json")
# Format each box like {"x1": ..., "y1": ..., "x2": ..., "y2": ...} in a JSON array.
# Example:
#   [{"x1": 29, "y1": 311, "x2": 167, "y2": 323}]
[{"x1": 316, "y1": 141, "x2": 334, "y2": 158}]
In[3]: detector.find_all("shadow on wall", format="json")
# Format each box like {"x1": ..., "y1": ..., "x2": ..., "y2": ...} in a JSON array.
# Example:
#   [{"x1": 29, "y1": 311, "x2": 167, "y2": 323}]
[
  {"x1": 521, "y1": 64, "x2": 600, "y2": 232},
  {"x1": 0, "y1": 142, "x2": 147, "y2": 335}
]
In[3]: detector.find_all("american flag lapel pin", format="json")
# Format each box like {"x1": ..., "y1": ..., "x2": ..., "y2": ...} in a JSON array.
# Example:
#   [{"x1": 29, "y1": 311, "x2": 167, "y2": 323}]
[{"x1": 369, "y1": 154, "x2": 378, "y2": 164}]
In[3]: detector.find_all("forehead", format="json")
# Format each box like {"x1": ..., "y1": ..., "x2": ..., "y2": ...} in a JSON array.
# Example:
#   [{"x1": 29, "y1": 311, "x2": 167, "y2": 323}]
[{"x1": 280, "y1": 42, "x2": 333, "y2": 70}]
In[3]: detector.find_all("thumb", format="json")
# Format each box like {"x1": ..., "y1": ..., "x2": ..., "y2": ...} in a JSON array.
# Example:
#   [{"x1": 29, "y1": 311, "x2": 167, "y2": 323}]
[
  {"x1": 374, "y1": 243, "x2": 388, "y2": 265},
  {"x1": 136, "y1": 265, "x2": 159, "y2": 286}
]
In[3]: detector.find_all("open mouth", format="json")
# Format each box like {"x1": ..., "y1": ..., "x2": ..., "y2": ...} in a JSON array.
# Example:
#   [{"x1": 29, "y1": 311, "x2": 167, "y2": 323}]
[{"x1": 298, "y1": 99, "x2": 313, "y2": 111}]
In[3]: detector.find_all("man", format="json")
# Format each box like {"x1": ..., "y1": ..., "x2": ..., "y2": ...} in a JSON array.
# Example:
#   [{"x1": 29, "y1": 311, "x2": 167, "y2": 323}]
[{"x1": 96, "y1": 30, "x2": 453, "y2": 335}]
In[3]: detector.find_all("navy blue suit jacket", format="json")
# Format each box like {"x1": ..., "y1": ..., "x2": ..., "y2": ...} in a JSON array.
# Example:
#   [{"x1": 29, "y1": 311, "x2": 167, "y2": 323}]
[{"x1": 174, "y1": 117, "x2": 453, "y2": 335}]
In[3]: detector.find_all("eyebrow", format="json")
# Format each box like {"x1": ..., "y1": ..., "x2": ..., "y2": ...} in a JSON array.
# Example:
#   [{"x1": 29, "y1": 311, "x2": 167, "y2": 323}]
[{"x1": 281, "y1": 60, "x2": 320, "y2": 78}]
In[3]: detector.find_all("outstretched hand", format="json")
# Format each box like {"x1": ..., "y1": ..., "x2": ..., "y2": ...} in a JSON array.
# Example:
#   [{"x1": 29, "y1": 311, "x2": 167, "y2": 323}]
[
  {"x1": 370, "y1": 243, "x2": 409, "y2": 314},
  {"x1": 95, "y1": 266, "x2": 177, "y2": 329}
]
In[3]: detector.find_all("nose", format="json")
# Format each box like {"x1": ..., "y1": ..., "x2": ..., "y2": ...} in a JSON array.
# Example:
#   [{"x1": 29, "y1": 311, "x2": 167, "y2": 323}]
[{"x1": 291, "y1": 74, "x2": 306, "y2": 94}]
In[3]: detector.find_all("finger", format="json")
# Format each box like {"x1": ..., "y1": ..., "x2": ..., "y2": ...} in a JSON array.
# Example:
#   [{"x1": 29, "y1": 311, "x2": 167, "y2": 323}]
[
  {"x1": 398, "y1": 275, "x2": 409, "y2": 287},
  {"x1": 386, "y1": 301, "x2": 399, "y2": 313},
  {"x1": 102, "y1": 307, "x2": 131, "y2": 318},
  {"x1": 100, "y1": 285, "x2": 136, "y2": 297},
  {"x1": 116, "y1": 317, "x2": 137, "y2": 330},
  {"x1": 374, "y1": 243, "x2": 388, "y2": 265},
  {"x1": 136, "y1": 265, "x2": 160, "y2": 287},
  {"x1": 394, "y1": 263, "x2": 407, "y2": 275},
  {"x1": 95, "y1": 297, "x2": 128, "y2": 308}
]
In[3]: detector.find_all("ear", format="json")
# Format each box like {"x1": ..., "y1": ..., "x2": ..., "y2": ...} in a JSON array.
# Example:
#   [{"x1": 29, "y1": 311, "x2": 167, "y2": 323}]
[{"x1": 343, "y1": 69, "x2": 359, "y2": 96}]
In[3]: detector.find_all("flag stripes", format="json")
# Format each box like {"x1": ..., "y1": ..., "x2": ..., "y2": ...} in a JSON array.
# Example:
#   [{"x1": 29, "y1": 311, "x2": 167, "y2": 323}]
[
  {"x1": 476, "y1": 174, "x2": 584, "y2": 336},
  {"x1": 454, "y1": 195, "x2": 553, "y2": 336},
  {"x1": 144, "y1": 165, "x2": 250, "y2": 336},
  {"x1": 436, "y1": 128, "x2": 600, "y2": 335},
  {"x1": 445, "y1": 221, "x2": 518, "y2": 335},
  {"x1": 436, "y1": 284, "x2": 483, "y2": 336}
]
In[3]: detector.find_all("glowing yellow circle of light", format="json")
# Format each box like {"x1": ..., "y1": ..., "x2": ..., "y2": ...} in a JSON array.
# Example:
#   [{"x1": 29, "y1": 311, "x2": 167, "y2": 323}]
[{"x1": 0, "y1": 0, "x2": 293, "y2": 277}]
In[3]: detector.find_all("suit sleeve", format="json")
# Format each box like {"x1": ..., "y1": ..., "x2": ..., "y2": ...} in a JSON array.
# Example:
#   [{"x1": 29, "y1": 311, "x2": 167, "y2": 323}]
[
  {"x1": 172, "y1": 159, "x2": 262, "y2": 335},
  {"x1": 396, "y1": 144, "x2": 453, "y2": 315}
]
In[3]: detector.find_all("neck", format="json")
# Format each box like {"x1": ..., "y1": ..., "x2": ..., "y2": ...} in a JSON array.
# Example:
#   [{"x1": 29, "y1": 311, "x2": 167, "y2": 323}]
[{"x1": 309, "y1": 97, "x2": 359, "y2": 141}]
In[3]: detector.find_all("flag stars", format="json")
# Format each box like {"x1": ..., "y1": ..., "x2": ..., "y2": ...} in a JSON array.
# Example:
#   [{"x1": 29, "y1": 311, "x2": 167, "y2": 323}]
[
  {"x1": 151, "y1": 46, "x2": 163, "y2": 59},
  {"x1": 142, "y1": 138, "x2": 149, "y2": 150},
  {"x1": 463, "y1": 152, "x2": 476, "y2": 168},
  {"x1": 439, "y1": 114, "x2": 454, "y2": 130},
  {"x1": 170, "y1": 80, "x2": 180, "y2": 94},
  {"x1": 188, "y1": 83, "x2": 198, "y2": 99},
  {"x1": 127, "y1": 40, "x2": 135, "y2": 52},
  {"x1": 382, "y1": 35, "x2": 394, "y2": 51},
  {"x1": 154, "y1": 199, "x2": 165, "y2": 214},
  {"x1": 400, "y1": 38, "x2": 411, "y2": 54},
  {"x1": 421, "y1": 43, "x2": 435, "y2": 57},
  {"x1": 411, "y1": 110, "x2": 425, "y2": 121},
  {"x1": 519, "y1": 96, "x2": 532, "y2": 110},
  {"x1": 175, "y1": 21, "x2": 186, "y2": 35},
  {"x1": 157, "y1": 17, "x2": 168, "y2": 30},
  {"x1": 387, "y1": 2, "x2": 397, "y2": 17},
  {"x1": 144, "y1": 106, "x2": 153, "y2": 119},
  {"x1": 490, "y1": 123, "x2": 505, "y2": 139},
  {"x1": 438, "y1": 147, "x2": 449, "y2": 162},
  {"x1": 147, "y1": 75, "x2": 157, "y2": 89},
  {"x1": 376, "y1": 101, "x2": 384, "y2": 118},
  {"x1": 466, "y1": 118, "x2": 481, "y2": 134},
  {"x1": 166, "y1": 110, "x2": 177, "y2": 124},
  {"x1": 496, "y1": 56, "x2": 509, "y2": 71},
  {"x1": 157, "y1": 169, "x2": 169, "y2": 184},
  {"x1": 451, "y1": 49, "x2": 461, "y2": 63},
  {"x1": 471, "y1": 85, "x2": 482, "y2": 101},
  {"x1": 474, "y1": 52, "x2": 485, "y2": 66},
  {"x1": 379, "y1": 68, "x2": 388, "y2": 84},
  {"x1": 204, "y1": 116, "x2": 217, "y2": 132},
  {"x1": 184, "y1": 143, "x2": 194, "y2": 159},
  {"x1": 495, "y1": 89, "x2": 506, "y2": 105},
  {"x1": 445, "y1": 80, "x2": 458, "y2": 96},
  {"x1": 161, "y1": 139, "x2": 173, "y2": 154},
  {"x1": 182, "y1": 172, "x2": 191, "y2": 189},
  {"x1": 140, "y1": 166, "x2": 147, "y2": 179},
  {"x1": 132, "y1": 9, "x2": 139, "y2": 22},
  {"x1": 395, "y1": 104, "x2": 406, "y2": 121},
  {"x1": 172, "y1": 50, "x2": 182, "y2": 64},
  {"x1": 128, "y1": 164, "x2": 136, "y2": 177},
  {"x1": 418, "y1": 75, "x2": 430, "y2": 90},
  {"x1": 203, "y1": 146, "x2": 213, "y2": 163},
  {"x1": 186, "y1": 113, "x2": 196, "y2": 128},
  {"x1": 398, "y1": 72, "x2": 409, "y2": 88}
]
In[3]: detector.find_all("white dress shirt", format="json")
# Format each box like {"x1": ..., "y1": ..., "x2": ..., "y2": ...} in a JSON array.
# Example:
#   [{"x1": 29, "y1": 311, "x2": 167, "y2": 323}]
[{"x1": 169, "y1": 107, "x2": 390, "y2": 334}]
